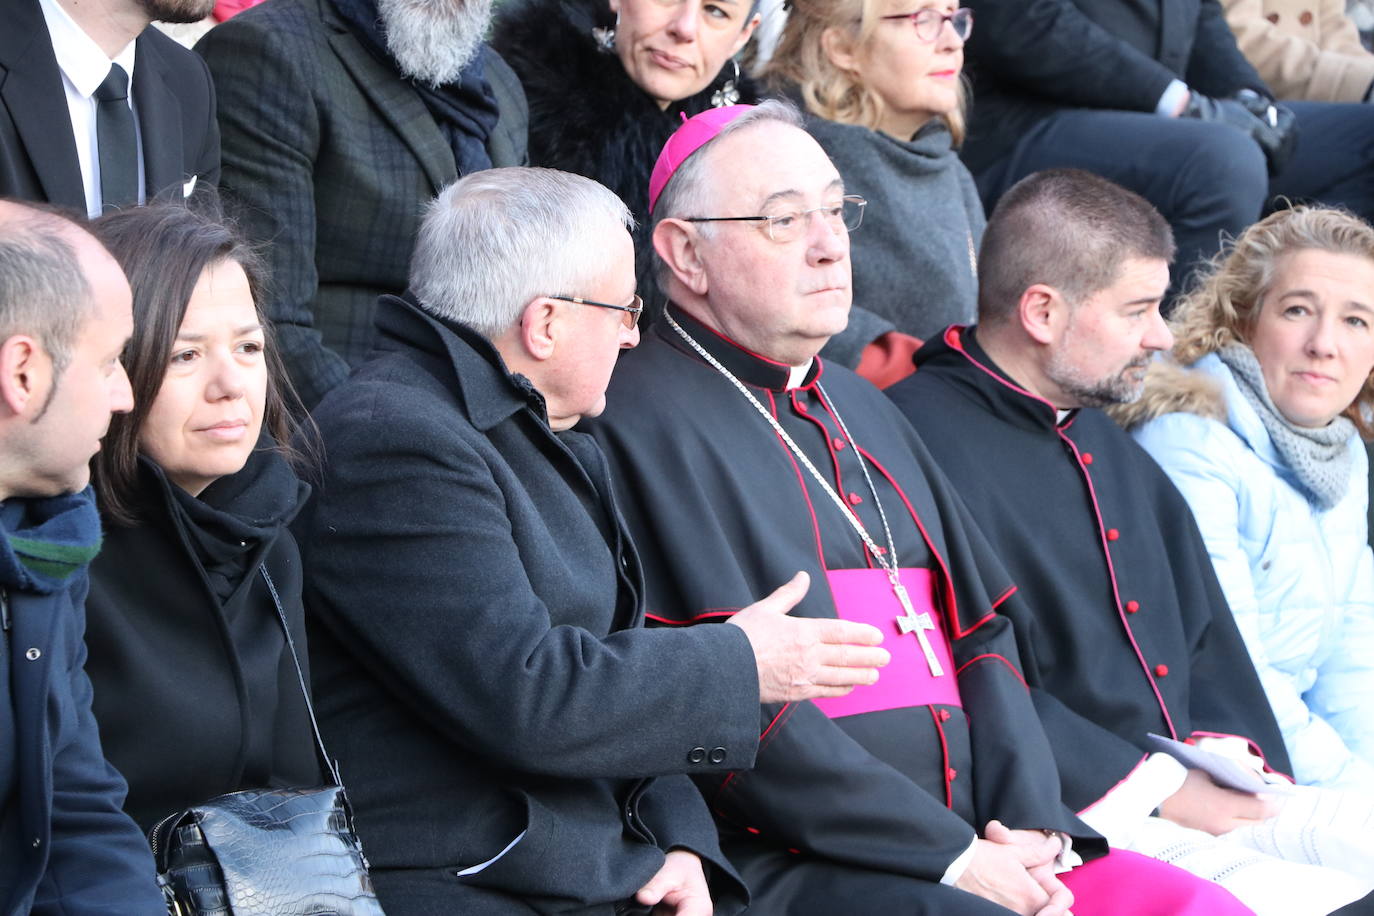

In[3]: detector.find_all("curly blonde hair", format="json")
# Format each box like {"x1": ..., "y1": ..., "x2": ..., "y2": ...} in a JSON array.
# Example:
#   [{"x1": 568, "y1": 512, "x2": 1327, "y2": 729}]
[
  {"x1": 1169, "y1": 205, "x2": 1374, "y2": 437},
  {"x1": 761, "y1": 0, "x2": 967, "y2": 145}
]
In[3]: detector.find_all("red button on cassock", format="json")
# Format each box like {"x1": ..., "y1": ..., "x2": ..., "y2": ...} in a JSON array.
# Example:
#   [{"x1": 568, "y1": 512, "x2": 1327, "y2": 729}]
[
  {"x1": 947, "y1": 768, "x2": 958, "y2": 781},
  {"x1": 939, "y1": 709, "x2": 952, "y2": 722},
  {"x1": 848, "y1": 492, "x2": 863, "y2": 505},
  {"x1": 1125, "y1": 600, "x2": 1140, "y2": 613},
  {"x1": 1155, "y1": 664, "x2": 1169, "y2": 677},
  {"x1": 1107, "y1": 528, "x2": 1120, "y2": 541},
  {"x1": 1082, "y1": 453, "x2": 1094, "y2": 465},
  {"x1": 833, "y1": 437, "x2": 847, "y2": 450}
]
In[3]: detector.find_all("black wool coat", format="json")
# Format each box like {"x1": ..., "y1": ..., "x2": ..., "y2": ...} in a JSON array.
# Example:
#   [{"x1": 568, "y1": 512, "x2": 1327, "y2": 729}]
[
  {"x1": 888, "y1": 327, "x2": 1292, "y2": 811},
  {"x1": 296, "y1": 294, "x2": 761, "y2": 915},
  {"x1": 584, "y1": 308, "x2": 1105, "y2": 913},
  {"x1": 85, "y1": 451, "x2": 319, "y2": 834},
  {"x1": 961, "y1": 0, "x2": 1269, "y2": 174}
]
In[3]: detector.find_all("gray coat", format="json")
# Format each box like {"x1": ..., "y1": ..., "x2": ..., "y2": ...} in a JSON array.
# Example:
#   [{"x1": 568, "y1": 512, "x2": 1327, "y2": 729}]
[
  {"x1": 196, "y1": 0, "x2": 527, "y2": 407},
  {"x1": 810, "y1": 118, "x2": 984, "y2": 367}
]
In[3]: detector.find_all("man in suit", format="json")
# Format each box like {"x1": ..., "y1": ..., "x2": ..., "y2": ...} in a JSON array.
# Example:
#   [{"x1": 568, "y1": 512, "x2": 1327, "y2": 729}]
[
  {"x1": 0, "y1": 200, "x2": 165, "y2": 913},
  {"x1": 197, "y1": 0, "x2": 528, "y2": 408},
  {"x1": 0, "y1": 0, "x2": 220, "y2": 218},
  {"x1": 963, "y1": 0, "x2": 1374, "y2": 301}
]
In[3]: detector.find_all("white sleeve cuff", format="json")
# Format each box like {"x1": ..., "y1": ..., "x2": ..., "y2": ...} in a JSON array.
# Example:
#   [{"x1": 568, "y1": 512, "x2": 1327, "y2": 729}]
[
  {"x1": 940, "y1": 837, "x2": 980, "y2": 886},
  {"x1": 1076, "y1": 753, "x2": 1189, "y2": 847},
  {"x1": 1156, "y1": 79, "x2": 1190, "y2": 116}
]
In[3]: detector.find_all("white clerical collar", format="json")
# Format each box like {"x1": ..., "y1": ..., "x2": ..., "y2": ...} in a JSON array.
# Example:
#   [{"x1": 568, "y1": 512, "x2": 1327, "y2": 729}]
[
  {"x1": 786, "y1": 360, "x2": 813, "y2": 390},
  {"x1": 38, "y1": 0, "x2": 139, "y2": 99}
]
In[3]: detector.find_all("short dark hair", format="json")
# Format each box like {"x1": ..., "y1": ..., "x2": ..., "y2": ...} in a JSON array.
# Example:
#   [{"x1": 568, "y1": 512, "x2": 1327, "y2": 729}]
[
  {"x1": 0, "y1": 203, "x2": 95, "y2": 378},
  {"x1": 88, "y1": 199, "x2": 311, "y2": 524},
  {"x1": 977, "y1": 169, "x2": 1175, "y2": 326}
]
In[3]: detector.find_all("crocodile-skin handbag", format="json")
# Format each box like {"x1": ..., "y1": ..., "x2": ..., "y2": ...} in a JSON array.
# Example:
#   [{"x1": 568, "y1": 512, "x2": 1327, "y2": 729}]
[{"x1": 148, "y1": 569, "x2": 385, "y2": 916}]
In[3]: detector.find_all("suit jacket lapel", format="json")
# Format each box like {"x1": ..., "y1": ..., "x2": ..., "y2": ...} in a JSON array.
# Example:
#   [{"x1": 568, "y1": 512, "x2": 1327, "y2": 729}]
[
  {"x1": 0, "y1": 0, "x2": 86, "y2": 210},
  {"x1": 326, "y1": 26, "x2": 454, "y2": 194},
  {"x1": 132, "y1": 31, "x2": 186, "y2": 200}
]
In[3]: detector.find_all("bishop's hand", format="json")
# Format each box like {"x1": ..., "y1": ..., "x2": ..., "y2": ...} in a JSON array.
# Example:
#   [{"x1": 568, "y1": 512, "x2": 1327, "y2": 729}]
[{"x1": 728, "y1": 571, "x2": 890, "y2": 704}]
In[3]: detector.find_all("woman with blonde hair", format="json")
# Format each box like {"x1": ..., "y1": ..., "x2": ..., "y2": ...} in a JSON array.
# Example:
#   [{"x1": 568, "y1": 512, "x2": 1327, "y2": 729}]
[
  {"x1": 1126, "y1": 205, "x2": 1374, "y2": 793},
  {"x1": 764, "y1": 0, "x2": 980, "y2": 385}
]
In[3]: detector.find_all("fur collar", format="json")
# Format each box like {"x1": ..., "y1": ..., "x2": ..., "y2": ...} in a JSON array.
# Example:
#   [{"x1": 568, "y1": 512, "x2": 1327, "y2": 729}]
[
  {"x1": 492, "y1": 0, "x2": 759, "y2": 224},
  {"x1": 1108, "y1": 358, "x2": 1227, "y2": 431}
]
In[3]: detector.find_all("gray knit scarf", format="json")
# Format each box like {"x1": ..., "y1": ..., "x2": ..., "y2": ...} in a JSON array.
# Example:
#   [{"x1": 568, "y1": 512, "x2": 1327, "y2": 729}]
[{"x1": 1217, "y1": 343, "x2": 1355, "y2": 509}]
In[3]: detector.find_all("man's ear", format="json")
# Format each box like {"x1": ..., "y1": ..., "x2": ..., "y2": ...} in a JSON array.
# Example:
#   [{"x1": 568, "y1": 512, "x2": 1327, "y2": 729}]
[
  {"x1": 0, "y1": 335, "x2": 48, "y2": 417},
  {"x1": 518, "y1": 297, "x2": 560, "y2": 361},
  {"x1": 1018, "y1": 284, "x2": 1065, "y2": 346},
  {"x1": 653, "y1": 219, "x2": 710, "y2": 297}
]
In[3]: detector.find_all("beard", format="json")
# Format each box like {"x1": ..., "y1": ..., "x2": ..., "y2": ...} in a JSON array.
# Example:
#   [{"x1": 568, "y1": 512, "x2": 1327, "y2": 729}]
[
  {"x1": 377, "y1": 0, "x2": 494, "y2": 88},
  {"x1": 1046, "y1": 350, "x2": 1152, "y2": 408},
  {"x1": 139, "y1": 0, "x2": 215, "y2": 23}
]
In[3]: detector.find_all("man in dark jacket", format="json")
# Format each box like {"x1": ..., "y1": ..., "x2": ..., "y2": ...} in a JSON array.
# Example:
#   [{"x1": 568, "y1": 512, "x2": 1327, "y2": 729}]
[
  {"x1": 0, "y1": 201, "x2": 164, "y2": 913},
  {"x1": 295, "y1": 166, "x2": 891, "y2": 915},
  {"x1": 889, "y1": 169, "x2": 1374, "y2": 912},
  {"x1": 0, "y1": 0, "x2": 220, "y2": 218},
  {"x1": 197, "y1": 0, "x2": 528, "y2": 407},
  {"x1": 963, "y1": 0, "x2": 1374, "y2": 299}
]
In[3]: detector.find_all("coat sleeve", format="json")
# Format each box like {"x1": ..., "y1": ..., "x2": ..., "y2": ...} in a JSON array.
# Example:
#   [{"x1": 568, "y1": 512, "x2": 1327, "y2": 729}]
[
  {"x1": 196, "y1": 21, "x2": 351, "y2": 407},
  {"x1": 1134, "y1": 414, "x2": 1363, "y2": 786},
  {"x1": 302, "y1": 393, "x2": 760, "y2": 779},
  {"x1": 32, "y1": 574, "x2": 166, "y2": 915},
  {"x1": 965, "y1": 0, "x2": 1180, "y2": 112},
  {"x1": 1185, "y1": 0, "x2": 1272, "y2": 97},
  {"x1": 1222, "y1": 0, "x2": 1374, "y2": 100}
]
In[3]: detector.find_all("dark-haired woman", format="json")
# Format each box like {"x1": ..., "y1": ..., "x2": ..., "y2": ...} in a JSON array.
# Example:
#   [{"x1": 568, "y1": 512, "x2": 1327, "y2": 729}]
[{"x1": 83, "y1": 202, "x2": 320, "y2": 833}]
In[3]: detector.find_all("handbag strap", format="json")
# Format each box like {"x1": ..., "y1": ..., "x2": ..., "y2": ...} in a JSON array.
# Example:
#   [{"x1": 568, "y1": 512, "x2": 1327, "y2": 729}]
[{"x1": 260, "y1": 567, "x2": 342, "y2": 788}]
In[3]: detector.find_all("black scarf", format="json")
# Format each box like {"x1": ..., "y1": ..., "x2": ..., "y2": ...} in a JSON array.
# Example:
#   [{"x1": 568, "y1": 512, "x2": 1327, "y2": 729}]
[{"x1": 332, "y1": 0, "x2": 499, "y2": 176}]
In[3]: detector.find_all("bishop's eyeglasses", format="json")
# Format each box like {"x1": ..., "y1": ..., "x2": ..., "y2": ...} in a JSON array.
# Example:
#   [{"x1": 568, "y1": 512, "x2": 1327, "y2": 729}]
[
  {"x1": 547, "y1": 293, "x2": 644, "y2": 328},
  {"x1": 880, "y1": 7, "x2": 974, "y2": 42},
  {"x1": 681, "y1": 195, "x2": 867, "y2": 243}
]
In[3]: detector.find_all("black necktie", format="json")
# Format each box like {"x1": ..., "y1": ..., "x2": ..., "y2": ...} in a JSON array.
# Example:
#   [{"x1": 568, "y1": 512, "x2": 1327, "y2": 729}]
[{"x1": 94, "y1": 64, "x2": 138, "y2": 211}]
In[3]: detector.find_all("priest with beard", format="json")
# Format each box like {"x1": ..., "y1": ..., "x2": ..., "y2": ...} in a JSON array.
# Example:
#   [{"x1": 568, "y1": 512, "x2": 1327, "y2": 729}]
[
  {"x1": 584, "y1": 102, "x2": 1252, "y2": 916},
  {"x1": 196, "y1": 0, "x2": 528, "y2": 407}
]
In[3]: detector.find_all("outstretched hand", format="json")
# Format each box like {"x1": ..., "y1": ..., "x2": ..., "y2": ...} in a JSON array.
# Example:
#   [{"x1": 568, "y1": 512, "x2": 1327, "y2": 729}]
[{"x1": 728, "y1": 571, "x2": 890, "y2": 704}]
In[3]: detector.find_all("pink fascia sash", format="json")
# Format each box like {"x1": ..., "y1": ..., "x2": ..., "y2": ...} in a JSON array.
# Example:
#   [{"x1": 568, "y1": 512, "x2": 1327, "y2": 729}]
[{"x1": 812, "y1": 567, "x2": 962, "y2": 720}]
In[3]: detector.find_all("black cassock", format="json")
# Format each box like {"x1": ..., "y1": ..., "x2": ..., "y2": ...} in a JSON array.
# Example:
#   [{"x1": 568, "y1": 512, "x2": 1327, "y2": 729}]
[
  {"x1": 585, "y1": 307, "x2": 1105, "y2": 913},
  {"x1": 889, "y1": 326, "x2": 1291, "y2": 813}
]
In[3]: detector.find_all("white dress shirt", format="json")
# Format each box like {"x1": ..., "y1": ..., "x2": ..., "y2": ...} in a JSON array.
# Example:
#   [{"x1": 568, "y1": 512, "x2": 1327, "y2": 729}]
[{"x1": 37, "y1": 0, "x2": 145, "y2": 217}]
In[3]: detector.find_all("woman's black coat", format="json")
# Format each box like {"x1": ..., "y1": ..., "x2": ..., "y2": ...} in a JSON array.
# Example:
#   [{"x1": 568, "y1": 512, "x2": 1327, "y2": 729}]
[{"x1": 85, "y1": 450, "x2": 320, "y2": 834}]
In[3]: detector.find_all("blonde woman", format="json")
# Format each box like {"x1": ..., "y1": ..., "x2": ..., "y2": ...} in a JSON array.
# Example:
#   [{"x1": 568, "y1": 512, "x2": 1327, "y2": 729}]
[
  {"x1": 1127, "y1": 206, "x2": 1374, "y2": 794},
  {"x1": 764, "y1": 0, "x2": 981, "y2": 384}
]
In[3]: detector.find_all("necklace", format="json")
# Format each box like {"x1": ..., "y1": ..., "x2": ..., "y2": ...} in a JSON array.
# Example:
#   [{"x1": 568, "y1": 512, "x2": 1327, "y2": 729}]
[{"x1": 664, "y1": 310, "x2": 945, "y2": 675}]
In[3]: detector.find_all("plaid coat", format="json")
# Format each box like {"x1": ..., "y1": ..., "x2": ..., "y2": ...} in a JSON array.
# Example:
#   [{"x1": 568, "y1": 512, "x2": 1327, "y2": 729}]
[{"x1": 197, "y1": 0, "x2": 528, "y2": 407}]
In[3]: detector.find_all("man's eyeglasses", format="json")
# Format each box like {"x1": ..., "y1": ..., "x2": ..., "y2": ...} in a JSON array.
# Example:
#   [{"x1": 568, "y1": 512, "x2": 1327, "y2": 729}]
[
  {"x1": 879, "y1": 6, "x2": 973, "y2": 42},
  {"x1": 681, "y1": 195, "x2": 867, "y2": 243},
  {"x1": 548, "y1": 293, "x2": 644, "y2": 328}
]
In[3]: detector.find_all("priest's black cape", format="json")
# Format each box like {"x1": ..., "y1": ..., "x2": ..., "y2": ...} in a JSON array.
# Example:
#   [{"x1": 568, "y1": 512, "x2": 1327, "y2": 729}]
[
  {"x1": 888, "y1": 326, "x2": 1292, "y2": 814},
  {"x1": 584, "y1": 307, "x2": 1106, "y2": 913}
]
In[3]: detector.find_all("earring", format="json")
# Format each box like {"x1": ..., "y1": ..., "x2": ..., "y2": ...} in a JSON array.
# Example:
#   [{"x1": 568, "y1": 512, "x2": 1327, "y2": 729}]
[
  {"x1": 593, "y1": 13, "x2": 619, "y2": 53},
  {"x1": 711, "y1": 58, "x2": 741, "y2": 108}
]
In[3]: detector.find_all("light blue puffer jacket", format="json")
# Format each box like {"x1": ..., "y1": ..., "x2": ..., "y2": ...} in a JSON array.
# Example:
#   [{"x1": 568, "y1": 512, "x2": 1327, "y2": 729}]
[{"x1": 1130, "y1": 353, "x2": 1374, "y2": 791}]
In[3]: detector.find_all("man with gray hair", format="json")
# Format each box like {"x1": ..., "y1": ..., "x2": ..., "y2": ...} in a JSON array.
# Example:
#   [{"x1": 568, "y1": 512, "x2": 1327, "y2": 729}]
[
  {"x1": 295, "y1": 166, "x2": 891, "y2": 914},
  {"x1": 196, "y1": 0, "x2": 528, "y2": 407},
  {"x1": 587, "y1": 104, "x2": 1248, "y2": 915},
  {"x1": 0, "y1": 200, "x2": 165, "y2": 913}
]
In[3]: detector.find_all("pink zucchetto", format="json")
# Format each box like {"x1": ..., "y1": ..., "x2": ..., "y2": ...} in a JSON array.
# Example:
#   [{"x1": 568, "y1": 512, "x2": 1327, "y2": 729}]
[{"x1": 648, "y1": 104, "x2": 755, "y2": 215}]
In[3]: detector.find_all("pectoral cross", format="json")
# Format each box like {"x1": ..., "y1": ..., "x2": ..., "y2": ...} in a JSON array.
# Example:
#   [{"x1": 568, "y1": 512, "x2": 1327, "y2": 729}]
[{"x1": 893, "y1": 580, "x2": 945, "y2": 677}]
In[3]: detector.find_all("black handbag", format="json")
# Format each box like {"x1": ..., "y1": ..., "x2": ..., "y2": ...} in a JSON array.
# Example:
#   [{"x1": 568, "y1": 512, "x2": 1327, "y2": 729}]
[{"x1": 148, "y1": 568, "x2": 385, "y2": 916}]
